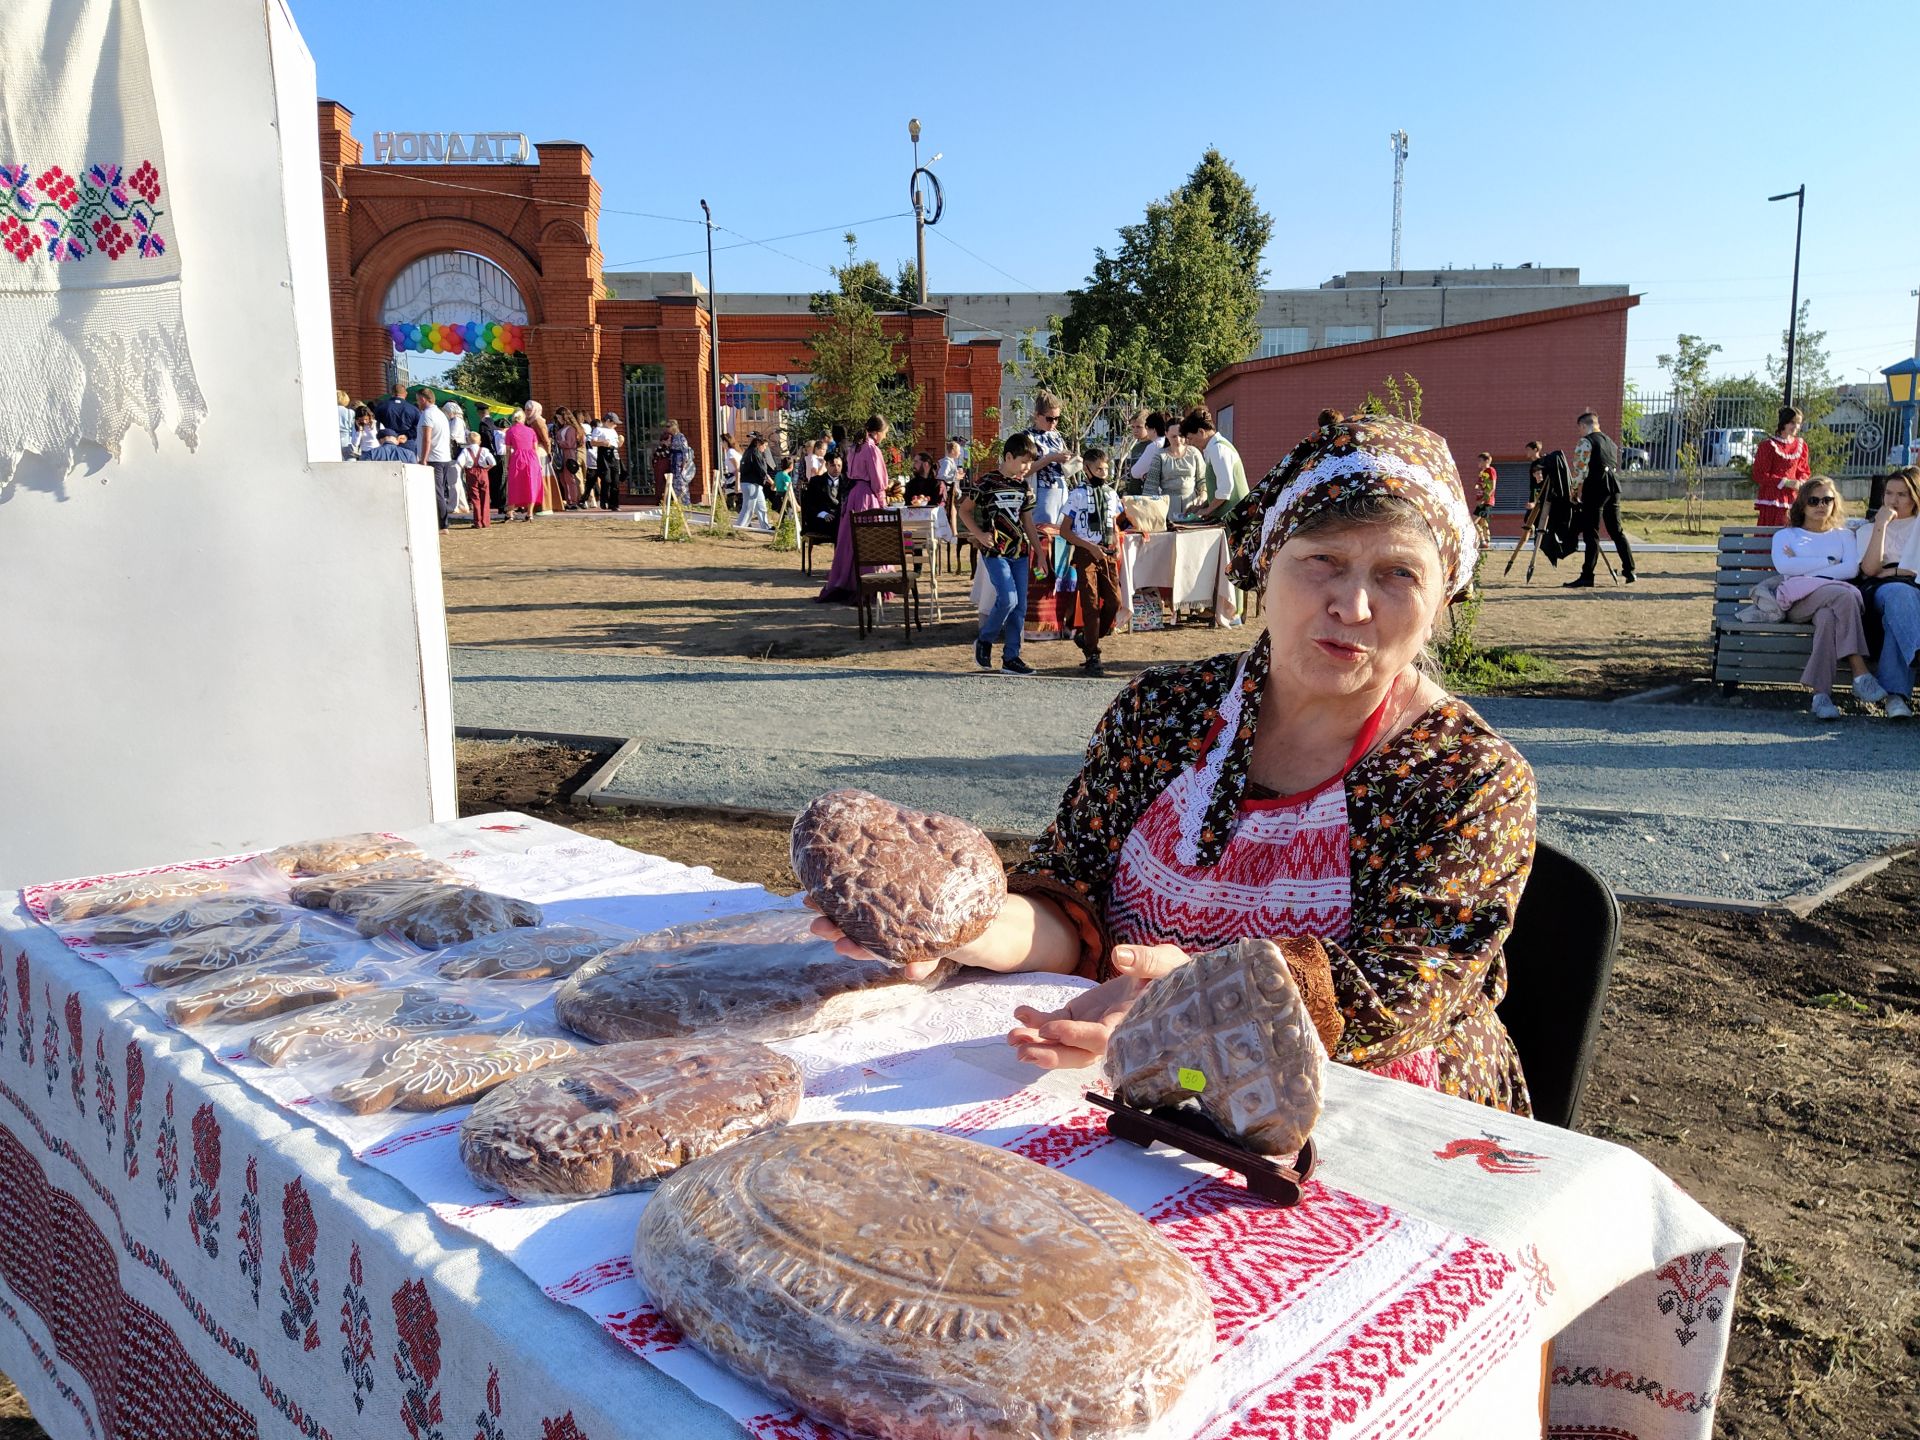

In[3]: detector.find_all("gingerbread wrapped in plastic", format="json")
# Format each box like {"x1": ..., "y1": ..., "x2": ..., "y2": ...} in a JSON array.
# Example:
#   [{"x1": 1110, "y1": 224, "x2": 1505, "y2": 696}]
[
  {"x1": 635, "y1": 1121, "x2": 1214, "y2": 1440},
  {"x1": 165, "y1": 962, "x2": 380, "y2": 1028},
  {"x1": 290, "y1": 857, "x2": 458, "y2": 911},
  {"x1": 349, "y1": 883, "x2": 543, "y2": 949},
  {"x1": 263, "y1": 831, "x2": 426, "y2": 877},
  {"x1": 248, "y1": 988, "x2": 484, "y2": 1067},
  {"x1": 42, "y1": 868, "x2": 239, "y2": 923},
  {"x1": 331, "y1": 1029, "x2": 575, "y2": 1114},
  {"x1": 459, "y1": 1039, "x2": 802, "y2": 1201},
  {"x1": 140, "y1": 919, "x2": 362, "y2": 987},
  {"x1": 554, "y1": 908, "x2": 947, "y2": 1045},
  {"x1": 1104, "y1": 937, "x2": 1330, "y2": 1158},
  {"x1": 432, "y1": 924, "x2": 619, "y2": 983},
  {"x1": 789, "y1": 789, "x2": 1006, "y2": 967},
  {"x1": 73, "y1": 896, "x2": 299, "y2": 948}
]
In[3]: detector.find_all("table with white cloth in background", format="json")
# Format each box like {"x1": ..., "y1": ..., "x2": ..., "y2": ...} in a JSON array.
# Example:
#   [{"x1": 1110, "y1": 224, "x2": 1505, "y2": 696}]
[
  {"x1": 1119, "y1": 527, "x2": 1239, "y2": 629},
  {"x1": 0, "y1": 815, "x2": 1740, "y2": 1440}
]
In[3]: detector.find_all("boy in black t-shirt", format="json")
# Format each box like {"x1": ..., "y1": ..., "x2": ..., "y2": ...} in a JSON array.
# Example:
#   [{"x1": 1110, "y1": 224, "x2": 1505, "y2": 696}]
[{"x1": 959, "y1": 433, "x2": 1043, "y2": 674}]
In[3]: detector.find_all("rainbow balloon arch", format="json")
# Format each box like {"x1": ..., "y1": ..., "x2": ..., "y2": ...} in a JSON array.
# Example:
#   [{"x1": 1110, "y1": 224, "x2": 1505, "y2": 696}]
[
  {"x1": 386, "y1": 319, "x2": 528, "y2": 357},
  {"x1": 720, "y1": 378, "x2": 807, "y2": 413}
]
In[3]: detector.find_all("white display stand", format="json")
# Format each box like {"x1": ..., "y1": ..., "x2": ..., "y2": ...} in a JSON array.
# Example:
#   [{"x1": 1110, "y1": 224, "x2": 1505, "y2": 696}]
[{"x1": 0, "y1": 0, "x2": 454, "y2": 887}]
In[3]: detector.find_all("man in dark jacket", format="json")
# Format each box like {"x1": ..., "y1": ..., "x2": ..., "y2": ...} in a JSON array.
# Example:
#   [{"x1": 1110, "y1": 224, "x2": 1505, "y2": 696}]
[
  {"x1": 370, "y1": 382, "x2": 418, "y2": 442},
  {"x1": 1565, "y1": 410, "x2": 1636, "y2": 587}
]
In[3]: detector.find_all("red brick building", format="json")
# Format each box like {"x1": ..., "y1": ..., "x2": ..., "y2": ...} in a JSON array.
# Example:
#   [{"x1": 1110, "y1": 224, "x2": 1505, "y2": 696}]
[
  {"x1": 317, "y1": 101, "x2": 997, "y2": 493},
  {"x1": 1205, "y1": 296, "x2": 1640, "y2": 507}
]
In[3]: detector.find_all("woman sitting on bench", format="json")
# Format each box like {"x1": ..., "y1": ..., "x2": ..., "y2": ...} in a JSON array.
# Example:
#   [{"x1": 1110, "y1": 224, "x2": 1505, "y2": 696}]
[
  {"x1": 1771, "y1": 477, "x2": 1887, "y2": 719},
  {"x1": 1857, "y1": 465, "x2": 1920, "y2": 720}
]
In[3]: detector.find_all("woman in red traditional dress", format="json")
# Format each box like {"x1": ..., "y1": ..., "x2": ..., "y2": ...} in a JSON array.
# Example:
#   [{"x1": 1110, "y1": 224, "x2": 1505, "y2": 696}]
[
  {"x1": 811, "y1": 416, "x2": 1538, "y2": 1113},
  {"x1": 1750, "y1": 405, "x2": 1810, "y2": 527}
]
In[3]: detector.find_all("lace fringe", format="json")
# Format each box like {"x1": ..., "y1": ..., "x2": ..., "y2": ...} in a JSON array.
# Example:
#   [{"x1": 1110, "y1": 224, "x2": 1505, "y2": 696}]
[{"x1": 0, "y1": 282, "x2": 206, "y2": 489}]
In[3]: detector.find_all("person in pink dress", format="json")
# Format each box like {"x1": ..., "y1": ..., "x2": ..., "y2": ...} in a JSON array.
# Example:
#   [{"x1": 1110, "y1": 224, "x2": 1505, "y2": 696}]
[
  {"x1": 815, "y1": 415, "x2": 893, "y2": 603},
  {"x1": 502, "y1": 409, "x2": 543, "y2": 522}
]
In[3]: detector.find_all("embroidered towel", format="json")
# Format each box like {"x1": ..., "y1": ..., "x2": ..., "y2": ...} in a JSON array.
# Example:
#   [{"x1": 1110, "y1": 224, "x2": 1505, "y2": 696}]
[{"x1": 0, "y1": 0, "x2": 205, "y2": 487}]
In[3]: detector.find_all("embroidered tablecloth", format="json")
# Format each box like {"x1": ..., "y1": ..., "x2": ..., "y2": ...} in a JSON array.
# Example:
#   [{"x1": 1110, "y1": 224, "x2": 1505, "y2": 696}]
[
  {"x1": 1119, "y1": 528, "x2": 1238, "y2": 628},
  {"x1": 0, "y1": 815, "x2": 1741, "y2": 1440}
]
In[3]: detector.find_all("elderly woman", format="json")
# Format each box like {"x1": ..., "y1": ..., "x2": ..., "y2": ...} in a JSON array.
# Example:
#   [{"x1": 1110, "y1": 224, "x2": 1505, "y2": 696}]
[
  {"x1": 1856, "y1": 465, "x2": 1920, "y2": 718},
  {"x1": 501, "y1": 408, "x2": 543, "y2": 521},
  {"x1": 1772, "y1": 476, "x2": 1886, "y2": 719},
  {"x1": 811, "y1": 416, "x2": 1538, "y2": 1114}
]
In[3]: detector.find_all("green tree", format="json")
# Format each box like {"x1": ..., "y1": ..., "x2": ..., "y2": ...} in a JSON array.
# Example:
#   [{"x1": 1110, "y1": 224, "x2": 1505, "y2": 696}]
[
  {"x1": 1659, "y1": 334, "x2": 1721, "y2": 534},
  {"x1": 442, "y1": 350, "x2": 530, "y2": 406},
  {"x1": 1063, "y1": 151, "x2": 1272, "y2": 407},
  {"x1": 792, "y1": 238, "x2": 921, "y2": 452},
  {"x1": 1011, "y1": 318, "x2": 1155, "y2": 448},
  {"x1": 1358, "y1": 373, "x2": 1424, "y2": 422},
  {"x1": 811, "y1": 234, "x2": 916, "y2": 315}
]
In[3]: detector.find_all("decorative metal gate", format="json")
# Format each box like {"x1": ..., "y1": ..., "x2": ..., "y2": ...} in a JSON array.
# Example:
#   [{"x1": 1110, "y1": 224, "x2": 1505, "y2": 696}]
[{"x1": 623, "y1": 364, "x2": 667, "y2": 501}]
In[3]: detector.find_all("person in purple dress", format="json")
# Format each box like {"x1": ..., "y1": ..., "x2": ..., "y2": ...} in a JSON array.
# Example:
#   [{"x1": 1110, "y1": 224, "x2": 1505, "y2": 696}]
[{"x1": 815, "y1": 415, "x2": 893, "y2": 603}]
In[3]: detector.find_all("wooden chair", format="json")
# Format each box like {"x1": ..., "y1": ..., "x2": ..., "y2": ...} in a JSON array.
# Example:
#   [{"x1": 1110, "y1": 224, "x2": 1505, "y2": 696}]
[
  {"x1": 849, "y1": 510, "x2": 922, "y2": 642},
  {"x1": 800, "y1": 529, "x2": 833, "y2": 576}
]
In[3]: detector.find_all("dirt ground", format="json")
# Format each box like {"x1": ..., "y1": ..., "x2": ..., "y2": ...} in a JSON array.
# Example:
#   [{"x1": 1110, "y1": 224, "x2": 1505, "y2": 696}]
[{"x1": 439, "y1": 516, "x2": 1718, "y2": 700}]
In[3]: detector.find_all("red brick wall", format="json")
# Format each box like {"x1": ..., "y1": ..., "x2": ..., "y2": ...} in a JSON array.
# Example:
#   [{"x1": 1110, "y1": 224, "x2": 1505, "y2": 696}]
[{"x1": 1206, "y1": 298, "x2": 1637, "y2": 485}]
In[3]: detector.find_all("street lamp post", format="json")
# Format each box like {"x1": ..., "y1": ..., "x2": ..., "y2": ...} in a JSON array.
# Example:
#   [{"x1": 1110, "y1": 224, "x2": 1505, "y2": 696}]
[
  {"x1": 1767, "y1": 185, "x2": 1805, "y2": 407},
  {"x1": 907, "y1": 119, "x2": 943, "y2": 310},
  {"x1": 699, "y1": 199, "x2": 723, "y2": 499}
]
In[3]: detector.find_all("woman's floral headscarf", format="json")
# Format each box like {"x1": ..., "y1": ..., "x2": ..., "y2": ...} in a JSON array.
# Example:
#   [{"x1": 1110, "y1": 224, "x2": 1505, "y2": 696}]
[{"x1": 1227, "y1": 414, "x2": 1477, "y2": 600}]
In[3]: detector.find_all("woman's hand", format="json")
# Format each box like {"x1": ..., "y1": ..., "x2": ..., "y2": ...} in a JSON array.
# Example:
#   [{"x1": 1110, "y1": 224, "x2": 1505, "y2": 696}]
[
  {"x1": 1005, "y1": 943, "x2": 1195, "y2": 1069},
  {"x1": 802, "y1": 893, "x2": 1080, "y2": 982}
]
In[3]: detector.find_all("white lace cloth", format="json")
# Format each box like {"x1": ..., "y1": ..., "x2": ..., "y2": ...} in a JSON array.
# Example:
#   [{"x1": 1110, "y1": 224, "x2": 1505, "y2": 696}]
[{"x1": 0, "y1": 0, "x2": 205, "y2": 487}]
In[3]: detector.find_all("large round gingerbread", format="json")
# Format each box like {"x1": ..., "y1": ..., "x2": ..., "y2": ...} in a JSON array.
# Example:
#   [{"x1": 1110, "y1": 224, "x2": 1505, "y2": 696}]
[
  {"x1": 460, "y1": 1039, "x2": 801, "y2": 1201},
  {"x1": 635, "y1": 1121, "x2": 1213, "y2": 1440}
]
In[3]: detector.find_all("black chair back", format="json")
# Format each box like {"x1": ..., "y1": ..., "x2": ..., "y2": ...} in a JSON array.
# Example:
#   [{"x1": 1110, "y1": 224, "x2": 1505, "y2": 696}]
[{"x1": 1496, "y1": 839, "x2": 1621, "y2": 1129}]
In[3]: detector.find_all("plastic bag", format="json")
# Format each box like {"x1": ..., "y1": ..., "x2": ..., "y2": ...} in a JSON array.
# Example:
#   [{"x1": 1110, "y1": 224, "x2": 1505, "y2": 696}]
[
  {"x1": 329, "y1": 1025, "x2": 576, "y2": 1114},
  {"x1": 431, "y1": 923, "x2": 625, "y2": 982},
  {"x1": 38, "y1": 859, "x2": 284, "y2": 923},
  {"x1": 1104, "y1": 937, "x2": 1329, "y2": 1158},
  {"x1": 634, "y1": 1122, "x2": 1214, "y2": 1440},
  {"x1": 247, "y1": 985, "x2": 505, "y2": 1067},
  {"x1": 263, "y1": 831, "x2": 426, "y2": 876},
  {"x1": 294, "y1": 861, "x2": 458, "y2": 914},
  {"x1": 458, "y1": 1038, "x2": 801, "y2": 1202},
  {"x1": 788, "y1": 790, "x2": 1005, "y2": 967},
  {"x1": 59, "y1": 896, "x2": 303, "y2": 948},
  {"x1": 554, "y1": 908, "x2": 949, "y2": 1045},
  {"x1": 350, "y1": 883, "x2": 542, "y2": 949},
  {"x1": 1121, "y1": 494, "x2": 1169, "y2": 534},
  {"x1": 140, "y1": 914, "x2": 363, "y2": 987},
  {"x1": 163, "y1": 955, "x2": 385, "y2": 1028}
]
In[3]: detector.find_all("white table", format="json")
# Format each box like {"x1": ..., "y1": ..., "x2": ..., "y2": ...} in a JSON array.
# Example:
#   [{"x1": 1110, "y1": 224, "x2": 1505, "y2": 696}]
[
  {"x1": 1119, "y1": 527, "x2": 1239, "y2": 628},
  {"x1": 0, "y1": 816, "x2": 1741, "y2": 1440}
]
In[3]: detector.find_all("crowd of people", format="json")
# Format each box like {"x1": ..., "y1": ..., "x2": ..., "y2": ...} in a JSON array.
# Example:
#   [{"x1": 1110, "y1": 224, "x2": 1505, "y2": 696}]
[{"x1": 336, "y1": 384, "x2": 629, "y2": 529}]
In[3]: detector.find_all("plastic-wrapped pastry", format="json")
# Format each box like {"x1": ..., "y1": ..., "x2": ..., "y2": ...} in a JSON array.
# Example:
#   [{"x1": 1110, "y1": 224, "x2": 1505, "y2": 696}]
[
  {"x1": 248, "y1": 988, "x2": 480, "y2": 1066},
  {"x1": 43, "y1": 870, "x2": 233, "y2": 923},
  {"x1": 165, "y1": 964, "x2": 378, "y2": 1028},
  {"x1": 554, "y1": 909, "x2": 947, "y2": 1045},
  {"x1": 81, "y1": 897, "x2": 298, "y2": 947},
  {"x1": 331, "y1": 1031, "x2": 575, "y2": 1114},
  {"x1": 1104, "y1": 937, "x2": 1329, "y2": 1157},
  {"x1": 141, "y1": 922, "x2": 357, "y2": 987},
  {"x1": 350, "y1": 884, "x2": 542, "y2": 948},
  {"x1": 635, "y1": 1122, "x2": 1213, "y2": 1440},
  {"x1": 294, "y1": 860, "x2": 457, "y2": 913},
  {"x1": 789, "y1": 789, "x2": 1005, "y2": 967},
  {"x1": 264, "y1": 832, "x2": 426, "y2": 877},
  {"x1": 433, "y1": 925, "x2": 617, "y2": 982},
  {"x1": 459, "y1": 1039, "x2": 802, "y2": 1201}
]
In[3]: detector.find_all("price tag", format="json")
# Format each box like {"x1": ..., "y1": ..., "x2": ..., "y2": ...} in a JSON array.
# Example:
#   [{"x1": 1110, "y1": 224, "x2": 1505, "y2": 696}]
[{"x1": 1176, "y1": 1066, "x2": 1207, "y2": 1093}]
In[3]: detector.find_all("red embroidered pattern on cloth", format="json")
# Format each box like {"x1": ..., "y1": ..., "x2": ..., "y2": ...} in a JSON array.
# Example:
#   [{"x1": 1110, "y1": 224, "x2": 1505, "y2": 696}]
[
  {"x1": 0, "y1": 161, "x2": 167, "y2": 263},
  {"x1": 0, "y1": 1120, "x2": 256, "y2": 1438},
  {"x1": 1106, "y1": 768, "x2": 1353, "y2": 951}
]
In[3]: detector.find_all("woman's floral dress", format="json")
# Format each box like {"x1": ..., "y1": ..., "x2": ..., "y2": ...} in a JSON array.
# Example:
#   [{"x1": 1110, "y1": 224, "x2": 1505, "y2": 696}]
[{"x1": 1009, "y1": 638, "x2": 1537, "y2": 1114}]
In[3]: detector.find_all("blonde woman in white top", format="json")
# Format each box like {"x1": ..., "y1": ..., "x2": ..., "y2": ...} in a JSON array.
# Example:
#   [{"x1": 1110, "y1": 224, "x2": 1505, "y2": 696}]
[
  {"x1": 1858, "y1": 465, "x2": 1920, "y2": 718},
  {"x1": 1770, "y1": 476, "x2": 1887, "y2": 718}
]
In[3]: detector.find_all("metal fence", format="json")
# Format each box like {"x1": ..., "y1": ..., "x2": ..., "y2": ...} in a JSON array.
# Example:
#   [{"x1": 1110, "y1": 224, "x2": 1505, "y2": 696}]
[{"x1": 1622, "y1": 388, "x2": 1904, "y2": 479}]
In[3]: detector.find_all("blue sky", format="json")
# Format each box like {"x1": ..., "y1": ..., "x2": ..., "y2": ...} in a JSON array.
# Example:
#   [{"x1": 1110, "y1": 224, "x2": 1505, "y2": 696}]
[{"x1": 295, "y1": 0, "x2": 1920, "y2": 392}]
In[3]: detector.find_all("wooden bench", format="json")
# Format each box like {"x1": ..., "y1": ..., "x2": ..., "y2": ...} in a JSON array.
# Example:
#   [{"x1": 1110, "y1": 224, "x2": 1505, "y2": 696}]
[{"x1": 1711, "y1": 525, "x2": 1852, "y2": 694}]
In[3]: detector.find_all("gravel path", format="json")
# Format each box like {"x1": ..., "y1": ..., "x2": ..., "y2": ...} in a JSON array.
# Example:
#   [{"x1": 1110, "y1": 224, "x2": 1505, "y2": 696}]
[{"x1": 453, "y1": 649, "x2": 1917, "y2": 903}]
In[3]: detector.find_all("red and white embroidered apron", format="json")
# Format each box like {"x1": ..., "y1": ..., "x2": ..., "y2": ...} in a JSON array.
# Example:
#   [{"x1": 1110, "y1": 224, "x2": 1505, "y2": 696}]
[{"x1": 1105, "y1": 695, "x2": 1443, "y2": 1090}]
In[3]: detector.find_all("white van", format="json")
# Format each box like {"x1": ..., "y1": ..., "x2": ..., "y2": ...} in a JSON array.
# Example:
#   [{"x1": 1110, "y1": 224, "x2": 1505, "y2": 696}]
[{"x1": 1700, "y1": 428, "x2": 1762, "y2": 468}]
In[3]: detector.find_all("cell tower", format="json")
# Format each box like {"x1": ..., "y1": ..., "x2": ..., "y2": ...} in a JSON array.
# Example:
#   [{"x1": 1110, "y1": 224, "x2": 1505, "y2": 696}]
[{"x1": 1389, "y1": 130, "x2": 1409, "y2": 270}]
